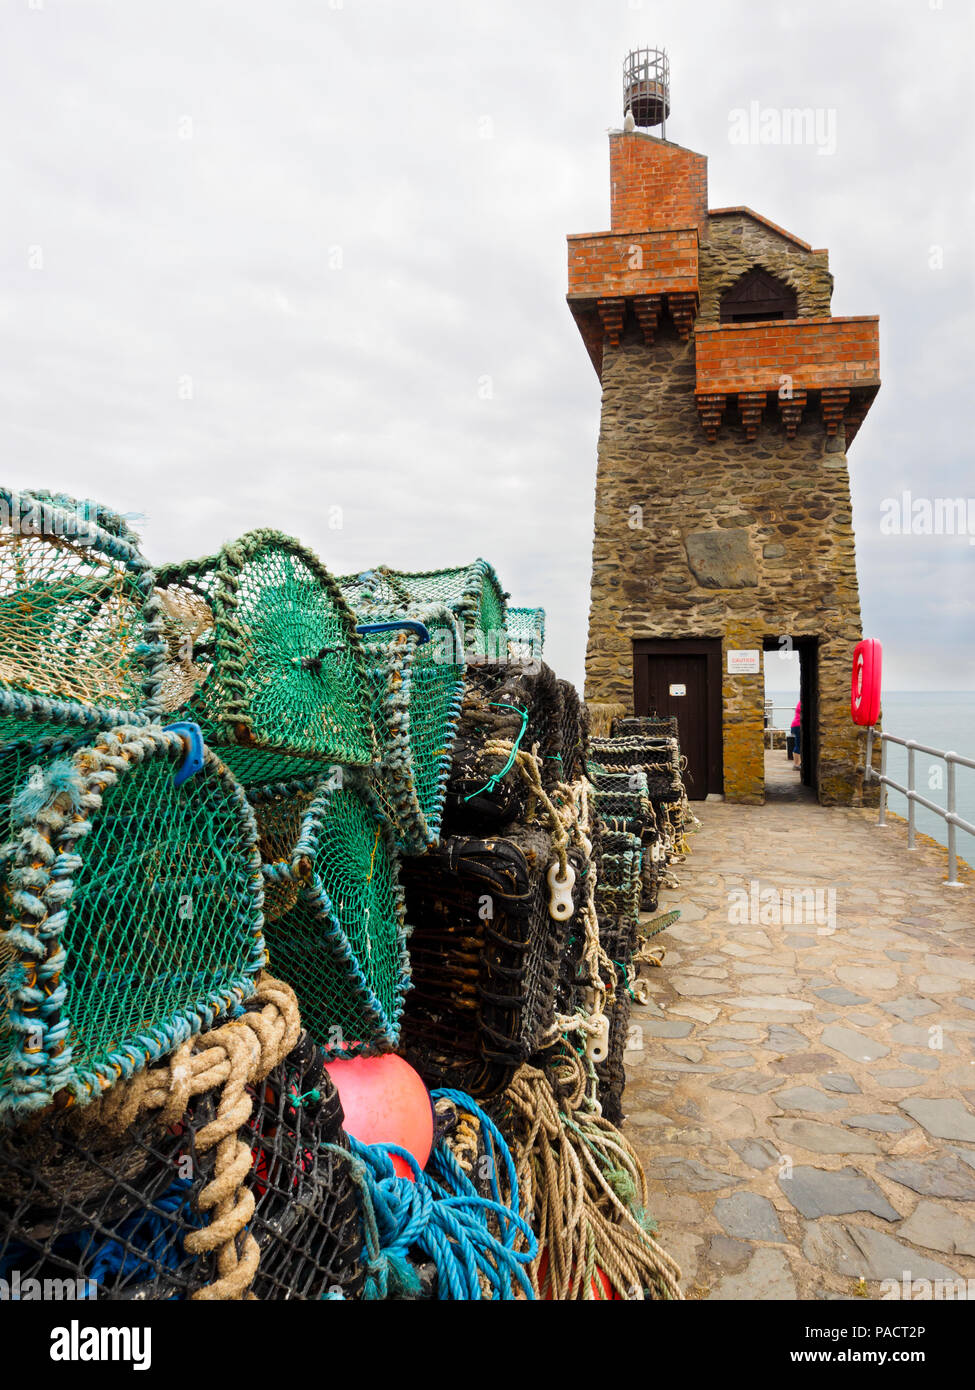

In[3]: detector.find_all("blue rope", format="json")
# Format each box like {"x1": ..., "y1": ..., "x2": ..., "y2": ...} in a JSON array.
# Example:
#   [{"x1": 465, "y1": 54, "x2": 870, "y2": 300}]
[{"x1": 329, "y1": 1090, "x2": 536, "y2": 1300}]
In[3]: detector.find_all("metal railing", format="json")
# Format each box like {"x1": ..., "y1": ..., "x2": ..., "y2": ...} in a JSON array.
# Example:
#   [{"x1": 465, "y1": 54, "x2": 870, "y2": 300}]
[
  {"x1": 764, "y1": 703, "x2": 799, "y2": 731},
  {"x1": 865, "y1": 727, "x2": 975, "y2": 887}
]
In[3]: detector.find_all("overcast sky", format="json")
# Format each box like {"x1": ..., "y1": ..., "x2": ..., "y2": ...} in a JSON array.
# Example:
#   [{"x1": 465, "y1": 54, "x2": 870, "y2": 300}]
[{"x1": 2, "y1": 0, "x2": 972, "y2": 691}]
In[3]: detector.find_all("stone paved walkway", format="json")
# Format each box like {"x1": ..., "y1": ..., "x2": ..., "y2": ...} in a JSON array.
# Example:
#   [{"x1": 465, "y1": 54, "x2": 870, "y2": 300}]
[{"x1": 626, "y1": 752, "x2": 975, "y2": 1300}]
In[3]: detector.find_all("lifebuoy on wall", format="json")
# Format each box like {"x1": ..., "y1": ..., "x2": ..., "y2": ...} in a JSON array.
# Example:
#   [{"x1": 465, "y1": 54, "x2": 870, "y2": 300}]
[{"x1": 851, "y1": 638, "x2": 882, "y2": 725}]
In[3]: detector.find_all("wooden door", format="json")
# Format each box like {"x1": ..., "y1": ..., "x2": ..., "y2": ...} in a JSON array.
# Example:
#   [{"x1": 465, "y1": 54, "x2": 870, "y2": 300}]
[{"x1": 633, "y1": 639, "x2": 722, "y2": 799}]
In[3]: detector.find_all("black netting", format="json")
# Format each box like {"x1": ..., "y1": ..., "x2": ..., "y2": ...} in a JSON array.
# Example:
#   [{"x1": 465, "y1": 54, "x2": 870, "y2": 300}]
[
  {"x1": 556, "y1": 679, "x2": 590, "y2": 785},
  {"x1": 442, "y1": 662, "x2": 564, "y2": 832},
  {"x1": 399, "y1": 827, "x2": 584, "y2": 1099},
  {"x1": 595, "y1": 964, "x2": 631, "y2": 1126},
  {"x1": 0, "y1": 1030, "x2": 364, "y2": 1300},
  {"x1": 611, "y1": 715, "x2": 678, "y2": 740}
]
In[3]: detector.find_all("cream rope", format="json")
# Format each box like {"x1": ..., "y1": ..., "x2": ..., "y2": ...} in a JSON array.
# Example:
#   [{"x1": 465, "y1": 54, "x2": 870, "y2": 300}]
[{"x1": 76, "y1": 974, "x2": 301, "y2": 1300}]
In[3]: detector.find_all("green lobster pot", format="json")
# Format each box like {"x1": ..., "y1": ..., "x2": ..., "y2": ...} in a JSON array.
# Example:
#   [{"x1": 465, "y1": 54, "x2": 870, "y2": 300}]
[
  {"x1": 340, "y1": 558, "x2": 508, "y2": 664},
  {"x1": 594, "y1": 829, "x2": 644, "y2": 926},
  {"x1": 246, "y1": 777, "x2": 319, "y2": 923},
  {"x1": 355, "y1": 608, "x2": 465, "y2": 853},
  {"x1": 260, "y1": 775, "x2": 409, "y2": 1057},
  {"x1": 0, "y1": 488, "x2": 165, "y2": 744},
  {"x1": 588, "y1": 765, "x2": 653, "y2": 834},
  {"x1": 156, "y1": 530, "x2": 376, "y2": 786},
  {"x1": 505, "y1": 607, "x2": 545, "y2": 667},
  {"x1": 0, "y1": 724, "x2": 265, "y2": 1122}
]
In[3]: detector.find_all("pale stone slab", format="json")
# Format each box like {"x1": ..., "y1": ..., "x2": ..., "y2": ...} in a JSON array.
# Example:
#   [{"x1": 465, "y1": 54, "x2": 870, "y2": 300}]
[
  {"x1": 880, "y1": 996, "x2": 939, "y2": 1021},
  {"x1": 707, "y1": 1247, "x2": 797, "y2": 1301},
  {"x1": 821, "y1": 1024, "x2": 890, "y2": 1063},
  {"x1": 845, "y1": 1113, "x2": 915, "y2": 1134},
  {"x1": 729, "y1": 1137, "x2": 781, "y2": 1170},
  {"x1": 727, "y1": 996, "x2": 814, "y2": 1012},
  {"x1": 878, "y1": 1154, "x2": 975, "y2": 1199},
  {"x1": 714, "y1": 1192, "x2": 784, "y2": 1242},
  {"x1": 803, "y1": 1221, "x2": 961, "y2": 1282},
  {"x1": 770, "y1": 1118, "x2": 880, "y2": 1154},
  {"x1": 924, "y1": 953, "x2": 975, "y2": 982},
  {"x1": 671, "y1": 975, "x2": 728, "y2": 997},
  {"x1": 819, "y1": 1072, "x2": 861, "y2": 1093},
  {"x1": 667, "y1": 1003, "x2": 721, "y2": 1024},
  {"x1": 643, "y1": 1019, "x2": 694, "y2": 1038},
  {"x1": 916, "y1": 974, "x2": 961, "y2": 995},
  {"x1": 899, "y1": 1200, "x2": 975, "y2": 1257},
  {"x1": 705, "y1": 1023, "x2": 764, "y2": 1041},
  {"x1": 899, "y1": 1099, "x2": 975, "y2": 1143},
  {"x1": 778, "y1": 1165, "x2": 899, "y2": 1221},
  {"x1": 775, "y1": 1085, "x2": 847, "y2": 1114},
  {"x1": 836, "y1": 965, "x2": 899, "y2": 991}
]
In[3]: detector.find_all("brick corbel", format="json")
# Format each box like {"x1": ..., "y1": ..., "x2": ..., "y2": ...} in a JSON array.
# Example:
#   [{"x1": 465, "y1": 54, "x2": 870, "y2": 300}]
[
  {"x1": 842, "y1": 395, "x2": 870, "y2": 450},
  {"x1": 596, "y1": 298, "x2": 626, "y2": 348},
  {"x1": 778, "y1": 388, "x2": 808, "y2": 439},
  {"x1": 738, "y1": 391, "x2": 766, "y2": 442},
  {"x1": 667, "y1": 291, "x2": 698, "y2": 342},
  {"x1": 632, "y1": 294, "x2": 663, "y2": 347},
  {"x1": 696, "y1": 392, "x2": 726, "y2": 442},
  {"x1": 820, "y1": 387, "x2": 850, "y2": 437}
]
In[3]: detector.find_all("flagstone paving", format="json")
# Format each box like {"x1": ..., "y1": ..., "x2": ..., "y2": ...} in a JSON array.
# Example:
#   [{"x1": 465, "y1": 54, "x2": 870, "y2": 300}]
[{"x1": 626, "y1": 753, "x2": 975, "y2": 1300}]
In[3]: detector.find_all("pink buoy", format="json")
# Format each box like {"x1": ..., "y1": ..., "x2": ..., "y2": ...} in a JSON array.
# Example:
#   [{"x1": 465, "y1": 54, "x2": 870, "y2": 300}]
[{"x1": 324, "y1": 1052, "x2": 435, "y2": 1180}]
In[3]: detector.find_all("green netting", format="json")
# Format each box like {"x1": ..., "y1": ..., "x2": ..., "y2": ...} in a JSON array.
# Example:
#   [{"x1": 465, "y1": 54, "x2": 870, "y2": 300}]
[
  {"x1": 594, "y1": 830, "x2": 643, "y2": 924},
  {"x1": 0, "y1": 725, "x2": 265, "y2": 1121},
  {"x1": 0, "y1": 487, "x2": 165, "y2": 744},
  {"x1": 589, "y1": 767, "x2": 653, "y2": 835},
  {"x1": 156, "y1": 530, "x2": 376, "y2": 780},
  {"x1": 260, "y1": 777, "x2": 408, "y2": 1057},
  {"x1": 356, "y1": 607, "x2": 465, "y2": 852},
  {"x1": 247, "y1": 779, "x2": 320, "y2": 922},
  {"x1": 339, "y1": 559, "x2": 508, "y2": 662},
  {"x1": 505, "y1": 607, "x2": 545, "y2": 665}
]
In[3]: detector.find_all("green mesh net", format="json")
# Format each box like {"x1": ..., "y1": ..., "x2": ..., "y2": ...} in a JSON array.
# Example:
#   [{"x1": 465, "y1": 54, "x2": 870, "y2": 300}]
[
  {"x1": 0, "y1": 725, "x2": 265, "y2": 1121},
  {"x1": 0, "y1": 488, "x2": 164, "y2": 744},
  {"x1": 339, "y1": 559, "x2": 508, "y2": 663},
  {"x1": 247, "y1": 779, "x2": 319, "y2": 922},
  {"x1": 505, "y1": 607, "x2": 545, "y2": 666},
  {"x1": 587, "y1": 765, "x2": 654, "y2": 833},
  {"x1": 260, "y1": 777, "x2": 408, "y2": 1057},
  {"x1": 593, "y1": 830, "x2": 643, "y2": 924},
  {"x1": 156, "y1": 530, "x2": 376, "y2": 782},
  {"x1": 355, "y1": 608, "x2": 465, "y2": 852}
]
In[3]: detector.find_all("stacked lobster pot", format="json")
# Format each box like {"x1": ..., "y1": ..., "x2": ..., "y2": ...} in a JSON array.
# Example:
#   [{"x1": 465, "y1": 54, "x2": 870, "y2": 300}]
[
  {"x1": 591, "y1": 722, "x2": 690, "y2": 913},
  {"x1": 0, "y1": 978, "x2": 367, "y2": 1301},
  {"x1": 610, "y1": 715, "x2": 690, "y2": 863},
  {"x1": 581, "y1": 716, "x2": 690, "y2": 1123},
  {"x1": 0, "y1": 502, "x2": 392, "y2": 1299},
  {"x1": 396, "y1": 628, "x2": 605, "y2": 1104},
  {"x1": 0, "y1": 491, "x2": 266, "y2": 1123},
  {"x1": 581, "y1": 774, "x2": 646, "y2": 1124}
]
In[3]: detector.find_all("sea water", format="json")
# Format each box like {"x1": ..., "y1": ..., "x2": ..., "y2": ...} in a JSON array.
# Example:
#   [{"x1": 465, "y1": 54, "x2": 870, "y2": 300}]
[{"x1": 767, "y1": 688, "x2": 975, "y2": 857}]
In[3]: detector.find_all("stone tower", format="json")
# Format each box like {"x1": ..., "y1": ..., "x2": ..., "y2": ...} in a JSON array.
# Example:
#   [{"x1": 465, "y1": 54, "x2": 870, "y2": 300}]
[{"x1": 567, "y1": 87, "x2": 880, "y2": 806}]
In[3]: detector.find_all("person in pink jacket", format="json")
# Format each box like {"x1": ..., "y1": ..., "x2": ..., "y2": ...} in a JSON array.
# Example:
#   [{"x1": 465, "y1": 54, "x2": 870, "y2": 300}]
[{"x1": 791, "y1": 700, "x2": 802, "y2": 769}]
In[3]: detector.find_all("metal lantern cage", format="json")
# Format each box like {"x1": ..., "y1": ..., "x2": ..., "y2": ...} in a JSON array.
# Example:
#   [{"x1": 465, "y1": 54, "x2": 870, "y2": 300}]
[{"x1": 623, "y1": 48, "x2": 671, "y2": 134}]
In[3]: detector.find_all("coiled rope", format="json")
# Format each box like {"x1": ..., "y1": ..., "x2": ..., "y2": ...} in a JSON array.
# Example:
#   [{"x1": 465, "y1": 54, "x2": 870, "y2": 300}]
[
  {"x1": 73, "y1": 974, "x2": 302, "y2": 1301},
  {"x1": 502, "y1": 1048, "x2": 683, "y2": 1301},
  {"x1": 331, "y1": 1089, "x2": 536, "y2": 1301}
]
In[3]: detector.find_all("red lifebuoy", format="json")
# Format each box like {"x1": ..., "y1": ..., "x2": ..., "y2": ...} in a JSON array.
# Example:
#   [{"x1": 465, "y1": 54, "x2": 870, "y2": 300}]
[{"x1": 851, "y1": 639, "x2": 882, "y2": 726}]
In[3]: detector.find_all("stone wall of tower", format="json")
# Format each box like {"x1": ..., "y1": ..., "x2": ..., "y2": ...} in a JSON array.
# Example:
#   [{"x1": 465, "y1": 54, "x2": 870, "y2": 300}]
[{"x1": 583, "y1": 325, "x2": 869, "y2": 805}]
